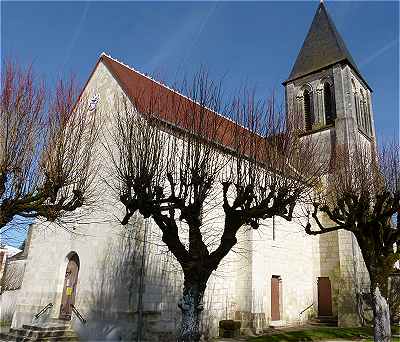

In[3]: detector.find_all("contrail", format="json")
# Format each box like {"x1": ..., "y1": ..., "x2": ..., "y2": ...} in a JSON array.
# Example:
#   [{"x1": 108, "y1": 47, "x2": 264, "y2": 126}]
[
  {"x1": 175, "y1": 2, "x2": 219, "y2": 78},
  {"x1": 61, "y1": 1, "x2": 90, "y2": 70},
  {"x1": 359, "y1": 38, "x2": 398, "y2": 68}
]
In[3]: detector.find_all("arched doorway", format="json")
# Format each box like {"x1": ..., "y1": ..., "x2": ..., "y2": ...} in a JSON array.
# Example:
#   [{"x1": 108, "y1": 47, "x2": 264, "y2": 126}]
[{"x1": 59, "y1": 252, "x2": 80, "y2": 320}]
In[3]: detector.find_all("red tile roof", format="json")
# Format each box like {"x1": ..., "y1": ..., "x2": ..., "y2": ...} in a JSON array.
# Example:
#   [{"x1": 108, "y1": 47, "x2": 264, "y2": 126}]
[{"x1": 96, "y1": 53, "x2": 264, "y2": 156}]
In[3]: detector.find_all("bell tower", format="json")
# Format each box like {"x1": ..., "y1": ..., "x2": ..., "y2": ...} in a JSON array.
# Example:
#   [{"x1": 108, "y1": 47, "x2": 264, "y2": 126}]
[
  {"x1": 283, "y1": 1, "x2": 376, "y2": 150},
  {"x1": 283, "y1": 1, "x2": 377, "y2": 326}
]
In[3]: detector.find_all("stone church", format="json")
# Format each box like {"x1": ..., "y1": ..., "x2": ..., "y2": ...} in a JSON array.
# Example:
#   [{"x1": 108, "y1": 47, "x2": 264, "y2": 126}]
[{"x1": 2, "y1": 2, "x2": 376, "y2": 340}]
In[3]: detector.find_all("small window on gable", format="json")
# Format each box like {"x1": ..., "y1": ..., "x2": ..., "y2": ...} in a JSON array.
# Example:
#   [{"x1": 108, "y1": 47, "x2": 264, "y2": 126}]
[
  {"x1": 303, "y1": 89, "x2": 313, "y2": 131},
  {"x1": 323, "y1": 83, "x2": 335, "y2": 125}
]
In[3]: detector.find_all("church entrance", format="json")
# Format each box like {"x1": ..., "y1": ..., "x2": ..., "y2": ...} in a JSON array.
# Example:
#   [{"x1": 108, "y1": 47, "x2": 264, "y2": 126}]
[
  {"x1": 317, "y1": 277, "x2": 332, "y2": 316},
  {"x1": 59, "y1": 253, "x2": 80, "y2": 320},
  {"x1": 271, "y1": 275, "x2": 281, "y2": 321}
]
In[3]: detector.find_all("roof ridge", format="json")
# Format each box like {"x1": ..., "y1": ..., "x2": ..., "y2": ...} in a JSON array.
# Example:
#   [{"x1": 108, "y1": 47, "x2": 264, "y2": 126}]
[
  {"x1": 100, "y1": 52, "x2": 175, "y2": 92},
  {"x1": 99, "y1": 53, "x2": 252, "y2": 132}
]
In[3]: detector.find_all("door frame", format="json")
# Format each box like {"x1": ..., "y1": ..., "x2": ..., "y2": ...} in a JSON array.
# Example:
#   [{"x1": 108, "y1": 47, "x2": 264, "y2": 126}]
[
  {"x1": 317, "y1": 276, "x2": 333, "y2": 316},
  {"x1": 59, "y1": 252, "x2": 80, "y2": 320},
  {"x1": 271, "y1": 275, "x2": 282, "y2": 321}
]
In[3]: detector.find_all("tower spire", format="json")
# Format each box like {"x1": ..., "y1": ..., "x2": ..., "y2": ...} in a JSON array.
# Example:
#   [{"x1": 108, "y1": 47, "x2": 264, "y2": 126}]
[{"x1": 283, "y1": 1, "x2": 370, "y2": 90}]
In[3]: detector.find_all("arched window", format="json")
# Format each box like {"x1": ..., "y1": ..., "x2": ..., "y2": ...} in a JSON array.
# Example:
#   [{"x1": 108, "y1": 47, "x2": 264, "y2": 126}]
[
  {"x1": 303, "y1": 89, "x2": 313, "y2": 131},
  {"x1": 363, "y1": 100, "x2": 368, "y2": 132},
  {"x1": 352, "y1": 80, "x2": 359, "y2": 125},
  {"x1": 323, "y1": 83, "x2": 335, "y2": 125},
  {"x1": 354, "y1": 94, "x2": 360, "y2": 125},
  {"x1": 366, "y1": 97, "x2": 372, "y2": 135},
  {"x1": 360, "y1": 90, "x2": 367, "y2": 132}
]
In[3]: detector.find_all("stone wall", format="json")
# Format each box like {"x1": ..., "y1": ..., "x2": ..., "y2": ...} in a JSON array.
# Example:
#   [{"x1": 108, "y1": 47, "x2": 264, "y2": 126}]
[
  {"x1": 10, "y1": 62, "x2": 184, "y2": 341},
  {"x1": 337, "y1": 230, "x2": 370, "y2": 327},
  {"x1": 10, "y1": 58, "x2": 374, "y2": 340}
]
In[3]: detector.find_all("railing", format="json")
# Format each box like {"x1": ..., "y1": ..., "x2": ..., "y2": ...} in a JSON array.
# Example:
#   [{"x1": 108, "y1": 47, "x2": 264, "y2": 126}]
[
  {"x1": 34, "y1": 303, "x2": 53, "y2": 320},
  {"x1": 71, "y1": 304, "x2": 87, "y2": 325},
  {"x1": 299, "y1": 303, "x2": 314, "y2": 323},
  {"x1": 299, "y1": 303, "x2": 314, "y2": 316}
]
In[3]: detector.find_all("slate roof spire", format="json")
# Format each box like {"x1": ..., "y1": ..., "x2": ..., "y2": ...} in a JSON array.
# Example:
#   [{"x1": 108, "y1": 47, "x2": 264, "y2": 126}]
[{"x1": 284, "y1": 1, "x2": 368, "y2": 88}]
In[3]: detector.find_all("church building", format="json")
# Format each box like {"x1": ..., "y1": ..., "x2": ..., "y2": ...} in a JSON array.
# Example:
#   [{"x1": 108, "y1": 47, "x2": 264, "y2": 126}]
[{"x1": 2, "y1": 2, "x2": 375, "y2": 340}]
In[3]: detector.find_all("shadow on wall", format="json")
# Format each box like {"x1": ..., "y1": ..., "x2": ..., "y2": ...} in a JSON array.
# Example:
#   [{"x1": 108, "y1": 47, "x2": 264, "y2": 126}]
[
  {"x1": 321, "y1": 265, "x2": 400, "y2": 328},
  {"x1": 0, "y1": 290, "x2": 19, "y2": 324},
  {"x1": 329, "y1": 264, "x2": 372, "y2": 327},
  {"x1": 0, "y1": 256, "x2": 26, "y2": 325},
  {"x1": 76, "y1": 217, "x2": 183, "y2": 341}
]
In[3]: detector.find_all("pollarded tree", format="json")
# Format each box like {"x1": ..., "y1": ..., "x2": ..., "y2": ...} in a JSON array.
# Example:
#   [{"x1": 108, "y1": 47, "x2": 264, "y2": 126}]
[
  {"x1": 305, "y1": 141, "x2": 400, "y2": 342},
  {"x1": 0, "y1": 60, "x2": 100, "y2": 242},
  {"x1": 106, "y1": 71, "x2": 325, "y2": 342}
]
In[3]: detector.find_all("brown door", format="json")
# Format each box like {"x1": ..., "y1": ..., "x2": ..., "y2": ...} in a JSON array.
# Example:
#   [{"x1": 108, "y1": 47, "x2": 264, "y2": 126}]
[
  {"x1": 271, "y1": 276, "x2": 281, "y2": 321},
  {"x1": 59, "y1": 255, "x2": 79, "y2": 320},
  {"x1": 317, "y1": 277, "x2": 332, "y2": 316}
]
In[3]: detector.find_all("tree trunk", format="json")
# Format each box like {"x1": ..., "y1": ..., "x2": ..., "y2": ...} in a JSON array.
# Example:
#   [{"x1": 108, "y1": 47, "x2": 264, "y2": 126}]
[
  {"x1": 177, "y1": 283, "x2": 205, "y2": 342},
  {"x1": 371, "y1": 286, "x2": 391, "y2": 342}
]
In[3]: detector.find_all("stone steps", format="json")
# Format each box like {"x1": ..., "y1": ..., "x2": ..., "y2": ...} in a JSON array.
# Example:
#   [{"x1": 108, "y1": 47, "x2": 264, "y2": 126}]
[
  {"x1": 309, "y1": 316, "x2": 338, "y2": 327},
  {"x1": 0, "y1": 334, "x2": 78, "y2": 342},
  {"x1": 0, "y1": 323, "x2": 79, "y2": 342},
  {"x1": 269, "y1": 320, "x2": 285, "y2": 328}
]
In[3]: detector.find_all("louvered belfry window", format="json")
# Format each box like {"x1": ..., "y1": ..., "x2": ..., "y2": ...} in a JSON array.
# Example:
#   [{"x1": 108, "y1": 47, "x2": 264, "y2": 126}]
[
  {"x1": 303, "y1": 89, "x2": 313, "y2": 131},
  {"x1": 324, "y1": 83, "x2": 334, "y2": 125}
]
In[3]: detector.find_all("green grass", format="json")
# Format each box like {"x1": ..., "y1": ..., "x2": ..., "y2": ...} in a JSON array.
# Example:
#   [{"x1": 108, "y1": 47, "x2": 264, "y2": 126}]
[
  {"x1": 0, "y1": 320, "x2": 11, "y2": 327},
  {"x1": 249, "y1": 327, "x2": 374, "y2": 341},
  {"x1": 393, "y1": 325, "x2": 400, "y2": 335}
]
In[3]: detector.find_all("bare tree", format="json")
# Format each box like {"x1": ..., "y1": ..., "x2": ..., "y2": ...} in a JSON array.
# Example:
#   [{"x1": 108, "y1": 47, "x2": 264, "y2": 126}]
[
  {"x1": 106, "y1": 71, "x2": 324, "y2": 342},
  {"x1": 305, "y1": 141, "x2": 400, "y2": 342},
  {"x1": 0, "y1": 60, "x2": 99, "y2": 242}
]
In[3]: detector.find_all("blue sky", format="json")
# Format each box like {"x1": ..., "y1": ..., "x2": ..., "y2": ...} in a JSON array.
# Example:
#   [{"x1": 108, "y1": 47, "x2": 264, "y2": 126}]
[{"x1": 1, "y1": 1, "x2": 399, "y2": 246}]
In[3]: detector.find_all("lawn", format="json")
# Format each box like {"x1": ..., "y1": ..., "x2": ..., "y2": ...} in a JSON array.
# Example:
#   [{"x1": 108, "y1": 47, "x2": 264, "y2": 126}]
[
  {"x1": 248, "y1": 327, "x2": 375, "y2": 342},
  {"x1": 393, "y1": 325, "x2": 400, "y2": 335}
]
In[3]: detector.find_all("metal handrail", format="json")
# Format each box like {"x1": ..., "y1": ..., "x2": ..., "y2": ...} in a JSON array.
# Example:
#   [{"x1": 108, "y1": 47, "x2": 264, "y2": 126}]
[
  {"x1": 299, "y1": 303, "x2": 314, "y2": 316},
  {"x1": 71, "y1": 304, "x2": 87, "y2": 324},
  {"x1": 34, "y1": 303, "x2": 53, "y2": 320}
]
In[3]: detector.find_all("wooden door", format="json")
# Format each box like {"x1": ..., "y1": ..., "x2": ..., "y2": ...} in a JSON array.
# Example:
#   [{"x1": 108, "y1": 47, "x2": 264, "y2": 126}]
[
  {"x1": 271, "y1": 276, "x2": 281, "y2": 321},
  {"x1": 317, "y1": 277, "x2": 332, "y2": 316},
  {"x1": 59, "y1": 256, "x2": 79, "y2": 320},
  {"x1": 0, "y1": 251, "x2": 5, "y2": 268}
]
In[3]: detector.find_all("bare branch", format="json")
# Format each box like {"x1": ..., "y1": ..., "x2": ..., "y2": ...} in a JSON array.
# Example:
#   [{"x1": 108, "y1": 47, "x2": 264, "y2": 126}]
[
  {"x1": 106, "y1": 69, "x2": 327, "y2": 341},
  {"x1": 0, "y1": 60, "x2": 100, "y2": 240}
]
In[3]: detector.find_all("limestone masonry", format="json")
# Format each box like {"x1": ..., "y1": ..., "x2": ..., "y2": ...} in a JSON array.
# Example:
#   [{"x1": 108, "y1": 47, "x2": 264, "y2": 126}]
[{"x1": 3, "y1": 2, "x2": 375, "y2": 340}]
